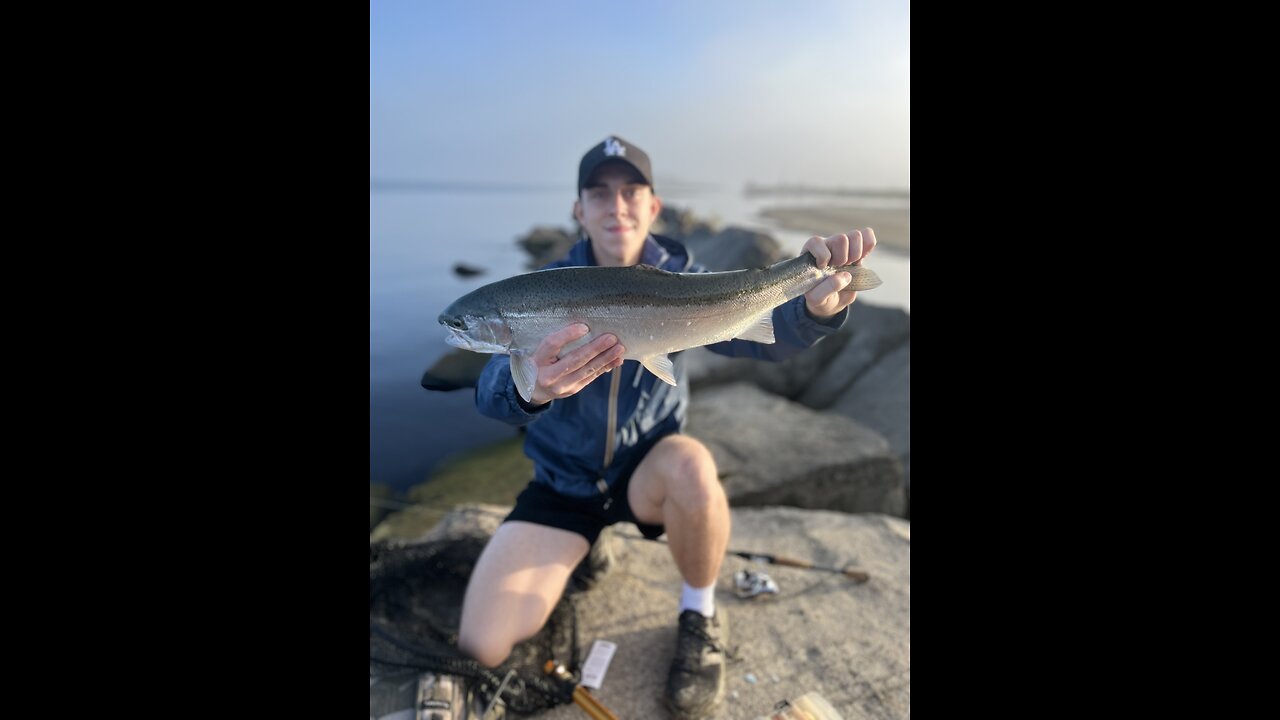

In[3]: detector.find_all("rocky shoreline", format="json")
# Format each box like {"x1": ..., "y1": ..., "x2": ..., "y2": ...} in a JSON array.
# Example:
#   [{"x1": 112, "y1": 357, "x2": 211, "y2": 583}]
[{"x1": 372, "y1": 203, "x2": 911, "y2": 718}]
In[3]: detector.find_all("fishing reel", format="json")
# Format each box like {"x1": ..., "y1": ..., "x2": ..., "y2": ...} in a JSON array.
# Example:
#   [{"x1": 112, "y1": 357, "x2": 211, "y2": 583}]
[{"x1": 733, "y1": 569, "x2": 780, "y2": 599}]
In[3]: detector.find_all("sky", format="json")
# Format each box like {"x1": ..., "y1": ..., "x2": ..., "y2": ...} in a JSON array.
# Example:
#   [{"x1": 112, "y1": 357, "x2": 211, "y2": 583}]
[{"x1": 370, "y1": 0, "x2": 909, "y2": 191}]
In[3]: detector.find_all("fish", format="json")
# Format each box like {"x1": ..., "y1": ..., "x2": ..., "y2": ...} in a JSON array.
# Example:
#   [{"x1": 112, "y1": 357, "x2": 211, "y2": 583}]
[{"x1": 438, "y1": 253, "x2": 882, "y2": 403}]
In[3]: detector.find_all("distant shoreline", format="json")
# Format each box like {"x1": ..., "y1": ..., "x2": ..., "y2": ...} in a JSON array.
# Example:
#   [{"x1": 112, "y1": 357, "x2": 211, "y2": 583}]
[
  {"x1": 758, "y1": 204, "x2": 910, "y2": 256},
  {"x1": 744, "y1": 183, "x2": 909, "y2": 200}
]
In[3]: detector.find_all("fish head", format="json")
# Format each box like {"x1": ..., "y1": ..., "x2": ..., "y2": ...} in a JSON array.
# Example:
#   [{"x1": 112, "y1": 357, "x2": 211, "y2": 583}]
[{"x1": 438, "y1": 310, "x2": 512, "y2": 354}]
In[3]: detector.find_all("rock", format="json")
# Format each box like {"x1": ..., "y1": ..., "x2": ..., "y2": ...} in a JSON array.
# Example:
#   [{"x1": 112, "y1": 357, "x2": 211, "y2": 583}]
[
  {"x1": 398, "y1": 504, "x2": 911, "y2": 720},
  {"x1": 369, "y1": 482, "x2": 401, "y2": 532},
  {"x1": 683, "y1": 226, "x2": 785, "y2": 271},
  {"x1": 797, "y1": 302, "x2": 911, "y2": 410},
  {"x1": 419, "y1": 348, "x2": 493, "y2": 391},
  {"x1": 370, "y1": 436, "x2": 531, "y2": 542},
  {"x1": 654, "y1": 204, "x2": 718, "y2": 240},
  {"x1": 688, "y1": 383, "x2": 906, "y2": 516},
  {"x1": 683, "y1": 328, "x2": 852, "y2": 400},
  {"x1": 828, "y1": 342, "x2": 911, "y2": 506},
  {"x1": 517, "y1": 225, "x2": 576, "y2": 269}
]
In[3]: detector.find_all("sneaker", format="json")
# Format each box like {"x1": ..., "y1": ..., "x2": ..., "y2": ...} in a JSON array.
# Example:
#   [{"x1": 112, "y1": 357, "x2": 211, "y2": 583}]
[{"x1": 664, "y1": 609, "x2": 729, "y2": 719}]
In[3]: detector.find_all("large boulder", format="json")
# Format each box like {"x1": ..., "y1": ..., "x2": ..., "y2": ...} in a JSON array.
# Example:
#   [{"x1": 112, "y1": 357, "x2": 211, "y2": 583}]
[
  {"x1": 797, "y1": 303, "x2": 910, "y2": 410},
  {"x1": 828, "y1": 342, "x2": 910, "y2": 507},
  {"x1": 688, "y1": 383, "x2": 906, "y2": 517}
]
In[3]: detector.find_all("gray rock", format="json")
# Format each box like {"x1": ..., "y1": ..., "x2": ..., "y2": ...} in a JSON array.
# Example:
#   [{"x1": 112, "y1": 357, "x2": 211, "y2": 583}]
[
  {"x1": 683, "y1": 226, "x2": 785, "y2": 272},
  {"x1": 688, "y1": 383, "x2": 906, "y2": 516},
  {"x1": 684, "y1": 329, "x2": 852, "y2": 400},
  {"x1": 828, "y1": 342, "x2": 910, "y2": 503},
  {"x1": 406, "y1": 504, "x2": 911, "y2": 720},
  {"x1": 419, "y1": 348, "x2": 492, "y2": 391},
  {"x1": 655, "y1": 204, "x2": 718, "y2": 240},
  {"x1": 797, "y1": 302, "x2": 911, "y2": 410},
  {"x1": 517, "y1": 225, "x2": 576, "y2": 269}
]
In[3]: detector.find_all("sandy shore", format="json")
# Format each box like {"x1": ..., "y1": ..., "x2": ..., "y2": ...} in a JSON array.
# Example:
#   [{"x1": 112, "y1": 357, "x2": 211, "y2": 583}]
[{"x1": 759, "y1": 204, "x2": 910, "y2": 256}]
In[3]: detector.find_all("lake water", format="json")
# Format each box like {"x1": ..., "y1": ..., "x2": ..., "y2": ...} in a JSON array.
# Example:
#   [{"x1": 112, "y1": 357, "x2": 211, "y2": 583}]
[{"x1": 370, "y1": 184, "x2": 909, "y2": 493}]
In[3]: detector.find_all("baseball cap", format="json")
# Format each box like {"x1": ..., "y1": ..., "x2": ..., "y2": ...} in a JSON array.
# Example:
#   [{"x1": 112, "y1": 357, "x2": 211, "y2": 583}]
[{"x1": 577, "y1": 136, "x2": 654, "y2": 192}]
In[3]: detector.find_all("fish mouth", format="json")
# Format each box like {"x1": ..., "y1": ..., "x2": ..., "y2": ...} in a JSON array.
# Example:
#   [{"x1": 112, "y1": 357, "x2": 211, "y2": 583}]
[{"x1": 444, "y1": 326, "x2": 470, "y2": 349}]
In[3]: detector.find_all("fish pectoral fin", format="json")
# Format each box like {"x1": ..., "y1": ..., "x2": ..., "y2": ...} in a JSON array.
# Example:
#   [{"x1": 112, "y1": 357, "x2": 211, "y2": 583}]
[
  {"x1": 509, "y1": 354, "x2": 539, "y2": 404},
  {"x1": 733, "y1": 310, "x2": 776, "y2": 344},
  {"x1": 640, "y1": 354, "x2": 678, "y2": 386}
]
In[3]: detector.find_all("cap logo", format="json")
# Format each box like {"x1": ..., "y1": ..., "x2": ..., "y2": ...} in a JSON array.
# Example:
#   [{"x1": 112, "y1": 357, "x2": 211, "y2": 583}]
[{"x1": 604, "y1": 137, "x2": 626, "y2": 157}]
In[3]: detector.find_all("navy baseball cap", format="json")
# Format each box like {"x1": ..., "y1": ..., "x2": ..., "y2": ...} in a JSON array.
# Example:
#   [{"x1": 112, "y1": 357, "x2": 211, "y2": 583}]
[{"x1": 577, "y1": 136, "x2": 654, "y2": 192}]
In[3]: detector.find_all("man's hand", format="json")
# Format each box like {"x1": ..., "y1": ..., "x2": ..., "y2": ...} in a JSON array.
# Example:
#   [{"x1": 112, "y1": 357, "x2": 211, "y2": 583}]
[
  {"x1": 802, "y1": 228, "x2": 877, "y2": 319},
  {"x1": 526, "y1": 323, "x2": 626, "y2": 407}
]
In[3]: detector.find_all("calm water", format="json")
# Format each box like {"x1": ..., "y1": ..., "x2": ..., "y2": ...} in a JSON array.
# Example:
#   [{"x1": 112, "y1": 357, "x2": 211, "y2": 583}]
[{"x1": 370, "y1": 184, "x2": 909, "y2": 493}]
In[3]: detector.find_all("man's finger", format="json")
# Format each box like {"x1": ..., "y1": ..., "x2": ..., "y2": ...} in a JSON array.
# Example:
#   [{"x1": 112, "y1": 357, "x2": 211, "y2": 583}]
[
  {"x1": 861, "y1": 227, "x2": 877, "y2": 260},
  {"x1": 571, "y1": 347, "x2": 625, "y2": 385},
  {"x1": 536, "y1": 323, "x2": 590, "y2": 364},
  {"x1": 803, "y1": 235, "x2": 832, "y2": 269},
  {"x1": 843, "y1": 230, "x2": 861, "y2": 267},
  {"x1": 828, "y1": 233, "x2": 850, "y2": 268},
  {"x1": 543, "y1": 334, "x2": 620, "y2": 388}
]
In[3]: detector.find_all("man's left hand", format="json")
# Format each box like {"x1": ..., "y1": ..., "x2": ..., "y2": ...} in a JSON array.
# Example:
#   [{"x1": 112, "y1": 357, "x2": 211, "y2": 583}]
[{"x1": 802, "y1": 228, "x2": 877, "y2": 319}]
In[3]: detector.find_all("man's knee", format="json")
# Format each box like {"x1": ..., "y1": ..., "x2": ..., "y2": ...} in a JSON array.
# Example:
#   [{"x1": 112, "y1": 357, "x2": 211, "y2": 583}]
[
  {"x1": 457, "y1": 627, "x2": 511, "y2": 668},
  {"x1": 665, "y1": 440, "x2": 725, "y2": 513},
  {"x1": 666, "y1": 436, "x2": 717, "y2": 482}
]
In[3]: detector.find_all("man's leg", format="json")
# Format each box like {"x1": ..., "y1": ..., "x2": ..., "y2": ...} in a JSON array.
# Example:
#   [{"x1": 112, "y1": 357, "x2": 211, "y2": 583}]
[
  {"x1": 627, "y1": 434, "x2": 730, "y2": 586},
  {"x1": 457, "y1": 520, "x2": 590, "y2": 668},
  {"x1": 627, "y1": 434, "x2": 731, "y2": 719}
]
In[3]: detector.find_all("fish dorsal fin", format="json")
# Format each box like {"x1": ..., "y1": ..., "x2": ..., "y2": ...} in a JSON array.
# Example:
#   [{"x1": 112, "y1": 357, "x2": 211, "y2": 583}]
[
  {"x1": 640, "y1": 354, "x2": 678, "y2": 386},
  {"x1": 509, "y1": 353, "x2": 539, "y2": 403},
  {"x1": 633, "y1": 263, "x2": 674, "y2": 276},
  {"x1": 734, "y1": 310, "x2": 776, "y2": 344}
]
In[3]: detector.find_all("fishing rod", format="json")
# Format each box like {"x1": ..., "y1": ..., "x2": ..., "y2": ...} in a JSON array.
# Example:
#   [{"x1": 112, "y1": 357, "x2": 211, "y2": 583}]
[
  {"x1": 619, "y1": 533, "x2": 871, "y2": 583},
  {"x1": 726, "y1": 549, "x2": 869, "y2": 583},
  {"x1": 370, "y1": 498, "x2": 872, "y2": 582}
]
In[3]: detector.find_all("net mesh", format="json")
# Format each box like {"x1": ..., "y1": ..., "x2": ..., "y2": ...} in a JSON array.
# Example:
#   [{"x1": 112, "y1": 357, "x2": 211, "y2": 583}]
[{"x1": 369, "y1": 534, "x2": 580, "y2": 715}]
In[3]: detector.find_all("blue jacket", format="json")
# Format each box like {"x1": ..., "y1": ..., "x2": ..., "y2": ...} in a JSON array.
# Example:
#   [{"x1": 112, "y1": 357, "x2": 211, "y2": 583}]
[{"x1": 475, "y1": 234, "x2": 847, "y2": 498}]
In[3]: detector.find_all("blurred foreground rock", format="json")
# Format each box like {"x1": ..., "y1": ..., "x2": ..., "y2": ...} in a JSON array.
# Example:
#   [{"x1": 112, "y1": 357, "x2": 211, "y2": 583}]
[
  {"x1": 380, "y1": 503, "x2": 910, "y2": 720},
  {"x1": 689, "y1": 383, "x2": 905, "y2": 517}
]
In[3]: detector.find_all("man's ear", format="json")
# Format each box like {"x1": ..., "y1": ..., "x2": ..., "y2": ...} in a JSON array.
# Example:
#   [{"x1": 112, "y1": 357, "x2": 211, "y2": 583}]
[
  {"x1": 572, "y1": 199, "x2": 584, "y2": 224},
  {"x1": 649, "y1": 193, "x2": 662, "y2": 221}
]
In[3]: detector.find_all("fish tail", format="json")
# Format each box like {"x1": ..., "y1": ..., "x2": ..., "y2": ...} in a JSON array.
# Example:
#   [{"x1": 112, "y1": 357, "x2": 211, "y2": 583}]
[{"x1": 843, "y1": 265, "x2": 883, "y2": 291}]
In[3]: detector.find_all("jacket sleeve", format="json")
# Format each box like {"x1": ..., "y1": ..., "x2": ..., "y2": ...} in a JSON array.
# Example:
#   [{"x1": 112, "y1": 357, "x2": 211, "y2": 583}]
[
  {"x1": 475, "y1": 353, "x2": 552, "y2": 425},
  {"x1": 704, "y1": 296, "x2": 847, "y2": 361}
]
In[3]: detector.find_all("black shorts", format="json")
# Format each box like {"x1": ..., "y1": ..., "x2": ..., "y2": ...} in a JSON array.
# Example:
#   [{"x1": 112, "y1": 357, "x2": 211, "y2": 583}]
[{"x1": 504, "y1": 468, "x2": 665, "y2": 546}]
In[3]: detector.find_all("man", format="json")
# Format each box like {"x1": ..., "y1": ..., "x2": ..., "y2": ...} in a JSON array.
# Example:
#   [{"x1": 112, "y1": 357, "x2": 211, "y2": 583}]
[{"x1": 458, "y1": 136, "x2": 875, "y2": 719}]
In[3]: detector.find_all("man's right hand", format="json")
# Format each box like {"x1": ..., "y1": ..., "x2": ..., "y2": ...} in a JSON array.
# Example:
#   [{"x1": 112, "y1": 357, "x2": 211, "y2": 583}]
[{"x1": 526, "y1": 324, "x2": 626, "y2": 407}]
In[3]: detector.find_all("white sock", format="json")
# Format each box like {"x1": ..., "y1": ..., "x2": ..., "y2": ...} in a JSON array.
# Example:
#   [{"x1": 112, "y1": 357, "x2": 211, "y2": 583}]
[{"x1": 679, "y1": 581, "x2": 716, "y2": 618}]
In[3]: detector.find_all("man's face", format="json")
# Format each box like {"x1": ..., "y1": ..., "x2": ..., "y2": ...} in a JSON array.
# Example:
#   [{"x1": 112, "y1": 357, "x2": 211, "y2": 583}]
[{"x1": 573, "y1": 161, "x2": 662, "y2": 267}]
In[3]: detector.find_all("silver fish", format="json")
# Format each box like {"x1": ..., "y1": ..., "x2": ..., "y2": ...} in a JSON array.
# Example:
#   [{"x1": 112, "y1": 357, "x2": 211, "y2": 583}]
[{"x1": 439, "y1": 253, "x2": 882, "y2": 403}]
